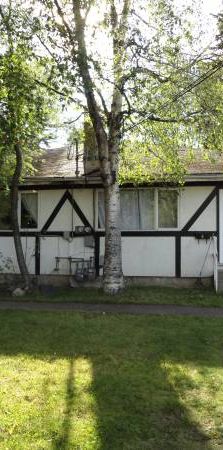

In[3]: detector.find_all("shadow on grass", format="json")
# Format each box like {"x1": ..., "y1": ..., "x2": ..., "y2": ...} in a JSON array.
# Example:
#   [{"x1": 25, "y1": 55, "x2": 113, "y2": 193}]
[
  {"x1": 0, "y1": 312, "x2": 221, "y2": 449},
  {"x1": 52, "y1": 359, "x2": 75, "y2": 450}
]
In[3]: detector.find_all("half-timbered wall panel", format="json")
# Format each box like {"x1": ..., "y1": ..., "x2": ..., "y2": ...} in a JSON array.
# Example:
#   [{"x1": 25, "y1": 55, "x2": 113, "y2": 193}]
[
  {"x1": 0, "y1": 185, "x2": 218, "y2": 279},
  {"x1": 40, "y1": 236, "x2": 94, "y2": 275},
  {"x1": 122, "y1": 237, "x2": 175, "y2": 276},
  {"x1": 37, "y1": 189, "x2": 94, "y2": 231},
  {"x1": 180, "y1": 187, "x2": 216, "y2": 230},
  {"x1": 100, "y1": 237, "x2": 175, "y2": 276},
  {"x1": 181, "y1": 237, "x2": 215, "y2": 277},
  {"x1": 0, "y1": 237, "x2": 35, "y2": 274}
]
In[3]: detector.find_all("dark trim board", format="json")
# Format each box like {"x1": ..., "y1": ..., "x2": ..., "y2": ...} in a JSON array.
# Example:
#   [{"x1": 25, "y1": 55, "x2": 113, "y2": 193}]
[
  {"x1": 16, "y1": 180, "x2": 223, "y2": 191},
  {"x1": 95, "y1": 230, "x2": 217, "y2": 237},
  {"x1": 0, "y1": 231, "x2": 38, "y2": 237},
  {"x1": 121, "y1": 181, "x2": 223, "y2": 188},
  {"x1": 0, "y1": 231, "x2": 93, "y2": 237},
  {"x1": 35, "y1": 236, "x2": 40, "y2": 275},
  {"x1": 175, "y1": 236, "x2": 181, "y2": 278},
  {"x1": 95, "y1": 236, "x2": 100, "y2": 277},
  {"x1": 18, "y1": 182, "x2": 102, "y2": 191},
  {"x1": 0, "y1": 230, "x2": 217, "y2": 238}
]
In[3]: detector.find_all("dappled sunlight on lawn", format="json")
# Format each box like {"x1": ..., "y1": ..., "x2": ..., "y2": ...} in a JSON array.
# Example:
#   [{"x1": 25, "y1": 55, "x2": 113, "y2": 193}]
[
  {"x1": 161, "y1": 360, "x2": 223, "y2": 444},
  {"x1": 0, "y1": 312, "x2": 223, "y2": 449}
]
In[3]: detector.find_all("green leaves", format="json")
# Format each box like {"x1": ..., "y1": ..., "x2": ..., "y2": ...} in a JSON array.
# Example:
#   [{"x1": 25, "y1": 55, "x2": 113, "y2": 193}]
[{"x1": 0, "y1": 3, "x2": 58, "y2": 188}]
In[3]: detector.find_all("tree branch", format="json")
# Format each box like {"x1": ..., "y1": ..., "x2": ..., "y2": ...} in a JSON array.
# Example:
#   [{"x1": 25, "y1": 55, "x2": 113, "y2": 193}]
[
  {"x1": 34, "y1": 78, "x2": 87, "y2": 110},
  {"x1": 71, "y1": 0, "x2": 111, "y2": 182},
  {"x1": 121, "y1": 66, "x2": 169, "y2": 86},
  {"x1": 96, "y1": 89, "x2": 110, "y2": 121},
  {"x1": 53, "y1": 0, "x2": 75, "y2": 46}
]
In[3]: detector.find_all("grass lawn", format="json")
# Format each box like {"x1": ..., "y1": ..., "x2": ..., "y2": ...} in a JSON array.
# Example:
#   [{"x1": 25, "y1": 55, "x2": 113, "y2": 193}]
[
  {"x1": 3, "y1": 285, "x2": 223, "y2": 307},
  {"x1": 0, "y1": 311, "x2": 223, "y2": 449}
]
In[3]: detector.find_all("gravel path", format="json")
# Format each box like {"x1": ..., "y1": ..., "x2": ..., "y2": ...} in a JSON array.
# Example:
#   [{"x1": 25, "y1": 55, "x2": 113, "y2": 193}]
[{"x1": 0, "y1": 301, "x2": 223, "y2": 317}]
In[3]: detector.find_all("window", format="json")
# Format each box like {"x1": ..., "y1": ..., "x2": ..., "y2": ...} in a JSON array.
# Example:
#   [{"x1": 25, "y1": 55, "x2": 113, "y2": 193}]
[
  {"x1": 158, "y1": 190, "x2": 178, "y2": 228},
  {"x1": 120, "y1": 189, "x2": 155, "y2": 230},
  {"x1": 21, "y1": 193, "x2": 38, "y2": 229},
  {"x1": 0, "y1": 192, "x2": 12, "y2": 230},
  {"x1": 98, "y1": 188, "x2": 178, "y2": 230}
]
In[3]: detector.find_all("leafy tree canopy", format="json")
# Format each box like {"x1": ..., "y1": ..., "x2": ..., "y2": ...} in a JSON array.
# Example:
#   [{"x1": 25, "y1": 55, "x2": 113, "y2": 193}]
[
  {"x1": 1, "y1": 0, "x2": 222, "y2": 185},
  {"x1": 0, "y1": 2, "x2": 58, "y2": 188},
  {"x1": 23, "y1": 0, "x2": 222, "y2": 184}
]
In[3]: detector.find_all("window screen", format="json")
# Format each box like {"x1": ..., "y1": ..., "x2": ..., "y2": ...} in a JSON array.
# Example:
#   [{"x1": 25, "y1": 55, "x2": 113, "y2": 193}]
[
  {"x1": 138, "y1": 189, "x2": 155, "y2": 230},
  {"x1": 158, "y1": 190, "x2": 178, "y2": 228},
  {"x1": 21, "y1": 193, "x2": 38, "y2": 229},
  {"x1": 120, "y1": 190, "x2": 139, "y2": 230}
]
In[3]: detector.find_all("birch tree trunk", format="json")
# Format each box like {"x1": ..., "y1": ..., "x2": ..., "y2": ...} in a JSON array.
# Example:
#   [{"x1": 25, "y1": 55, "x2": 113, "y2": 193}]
[
  {"x1": 71, "y1": 0, "x2": 130, "y2": 293},
  {"x1": 11, "y1": 143, "x2": 31, "y2": 290},
  {"x1": 102, "y1": 0, "x2": 131, "y2": 292},
  {"x1": 103, "y1": 182, "x2": 124, "y2": 293}
]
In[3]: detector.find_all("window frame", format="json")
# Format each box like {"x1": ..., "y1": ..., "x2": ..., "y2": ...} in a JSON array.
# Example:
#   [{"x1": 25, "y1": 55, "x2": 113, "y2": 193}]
[
  {"x1": 96, "y1": 187, "x2": 180, "y2": 231},
  {"x1": 19, "y1": 191, "x2": 39, "y2": 231}
]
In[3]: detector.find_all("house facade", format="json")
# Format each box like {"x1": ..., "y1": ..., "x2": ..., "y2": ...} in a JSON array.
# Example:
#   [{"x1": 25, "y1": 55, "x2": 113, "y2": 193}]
[{"x1": 0, "y1": 147, "x2": 222, "y2": 290}]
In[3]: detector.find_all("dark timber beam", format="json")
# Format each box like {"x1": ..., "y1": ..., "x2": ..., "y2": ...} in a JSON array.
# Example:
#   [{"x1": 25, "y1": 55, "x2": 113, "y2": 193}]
[
  {"x1": 35, "y1": 235, "x2": 40, "y2": 275},
  {"x1": 95, "y1": 236, "x2": 100, "y2": 277},
  {"x1": 0, "y1": 230, "x2": 217, "y2": 238},
  {"x1": 175, "y1": 236, "x2": 181, "y2": 278},
  {"x1": 95, "y1": 230, "x2": 217, "y2": 237}
]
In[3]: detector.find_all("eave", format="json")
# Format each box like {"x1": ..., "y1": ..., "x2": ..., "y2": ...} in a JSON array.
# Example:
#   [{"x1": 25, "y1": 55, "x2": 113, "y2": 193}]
[{"x1": 18, "y1": 172, "x2": 223, "y2": 191}]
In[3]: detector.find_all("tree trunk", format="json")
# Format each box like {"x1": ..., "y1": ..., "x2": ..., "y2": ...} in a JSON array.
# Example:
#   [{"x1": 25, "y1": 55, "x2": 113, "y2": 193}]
[
  {"x1": 103, "y1": 181, "x2": 124, "y2": 294},
  {"x1": 71, "y1": 0, "x2": 131, "y2": 294},
  {"x1": 11, "y1": 143, "x2": 31, "y2": 290}
]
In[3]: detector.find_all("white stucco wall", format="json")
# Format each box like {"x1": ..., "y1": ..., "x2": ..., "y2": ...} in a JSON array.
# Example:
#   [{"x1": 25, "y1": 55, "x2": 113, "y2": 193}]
[
  {"x1": 100, "y1": 237, "x2": 175, "y2": 276},
  {"x1": 181, "y1": 237, "x2": 215, "y2": 277},
  {"x1": 122, "y1": 237, "x2": 175, "y2": 276},
  {"x1": 0, "y1": 185, "x2": 217, "y2": 278},
  {"x1": 0, "y1": 237, "x2": 35, "y2": 274}
]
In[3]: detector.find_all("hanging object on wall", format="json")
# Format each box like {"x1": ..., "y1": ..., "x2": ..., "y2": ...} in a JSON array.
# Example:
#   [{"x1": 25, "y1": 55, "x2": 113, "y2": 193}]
[{"x1": 63, "y1": 231, "x2": 73, "y2": 242}]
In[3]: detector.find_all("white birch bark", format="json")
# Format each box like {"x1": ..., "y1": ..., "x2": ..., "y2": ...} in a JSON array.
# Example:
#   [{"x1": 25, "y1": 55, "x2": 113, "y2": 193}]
[
  {"x1": 102, "y1": 0, "x2": 131, "y2": 292},
  {"x1": 103, "y1": 183, "x2": 124, "y2": 293},
  {"x1": 69, "y1": 0, "x2": 131, "y2": 293}
]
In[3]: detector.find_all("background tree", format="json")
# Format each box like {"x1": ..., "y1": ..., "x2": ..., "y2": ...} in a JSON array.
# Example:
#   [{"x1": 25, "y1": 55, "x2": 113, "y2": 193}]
[
  {"x1": 0, "y1": 3, "x2": 57, "y2": 290},
  {"x1": 14, "y1": 0, "x2": 223, "y2": 293}
]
